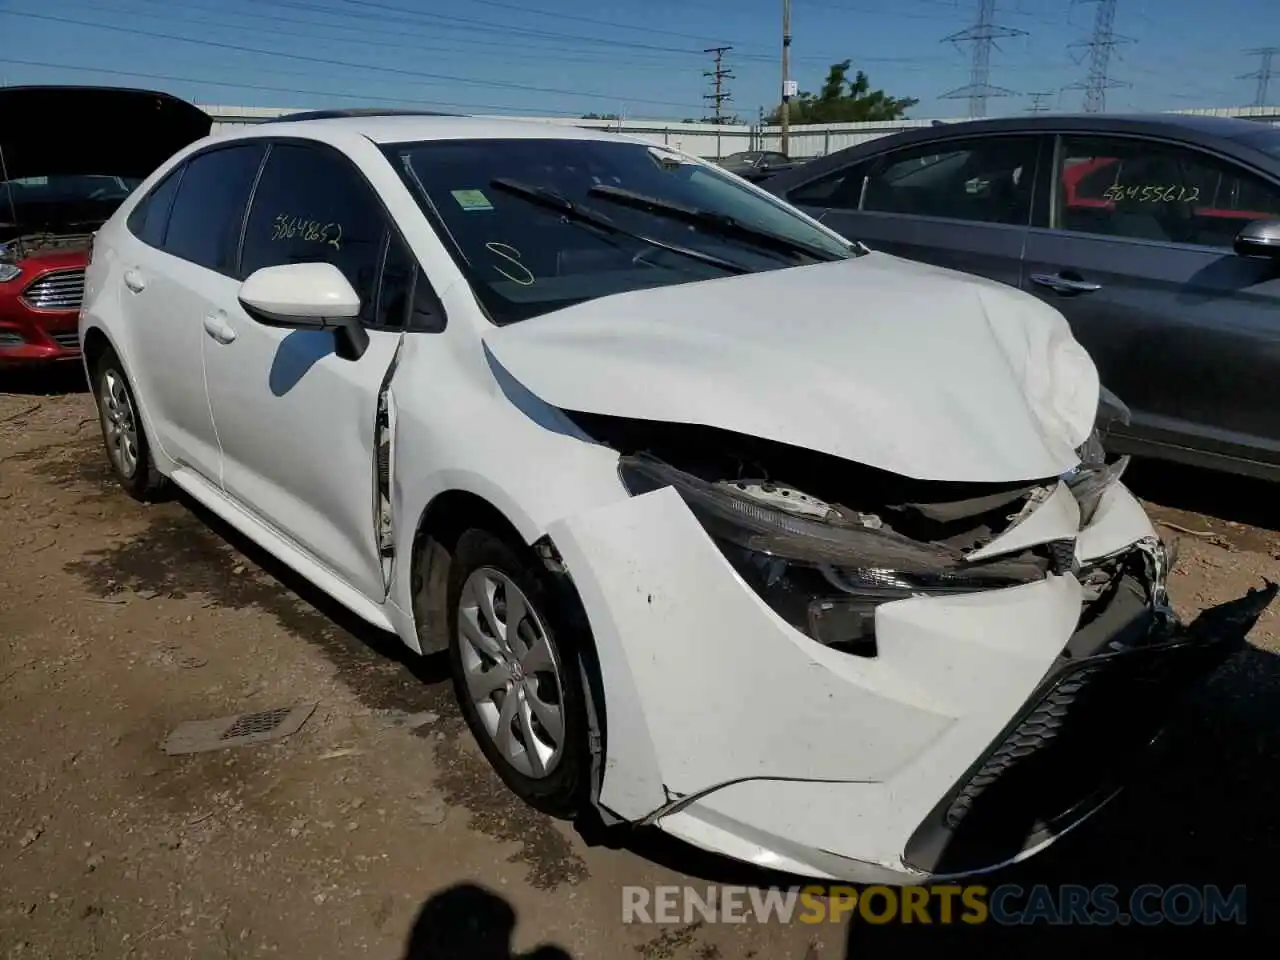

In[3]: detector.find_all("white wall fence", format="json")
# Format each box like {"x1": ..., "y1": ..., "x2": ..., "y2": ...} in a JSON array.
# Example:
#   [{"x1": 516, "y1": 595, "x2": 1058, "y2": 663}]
[{"x1": 202, "y1": 104, "x2": 1280, "y2": 161}]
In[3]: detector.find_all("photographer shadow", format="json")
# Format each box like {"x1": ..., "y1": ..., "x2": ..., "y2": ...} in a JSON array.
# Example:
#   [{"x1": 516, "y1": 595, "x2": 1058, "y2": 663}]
[{"x1": 402, "y1": 883, "x2": 575, "y2": 960}]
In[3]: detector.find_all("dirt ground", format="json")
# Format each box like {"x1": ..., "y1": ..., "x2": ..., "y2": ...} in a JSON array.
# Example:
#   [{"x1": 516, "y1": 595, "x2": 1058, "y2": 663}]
[{"x1": 3, "y1": 368, "x2": 1280, "y2": 958}]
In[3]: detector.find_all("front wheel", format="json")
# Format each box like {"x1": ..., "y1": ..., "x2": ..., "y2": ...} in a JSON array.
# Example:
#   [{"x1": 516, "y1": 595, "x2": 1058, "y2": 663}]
[
  {"x1": 446, "y1": 528, "x2": 590, "y2": 818},
  {"x1": 92, "y1": 351, "x2": 166, "y2": 501}
]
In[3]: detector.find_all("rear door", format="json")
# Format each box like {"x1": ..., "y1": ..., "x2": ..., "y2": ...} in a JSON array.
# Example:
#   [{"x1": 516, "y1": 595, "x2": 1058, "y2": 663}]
[
  {"x1": 117, "y1": 143, "x2": 266, "y2": 480},
  {"x1": 1022, "y1": 133, "x2": 1280, "y2": 472},
  {"x1": 783, "y1": 133, "x2": 1043, "y2": 288}
]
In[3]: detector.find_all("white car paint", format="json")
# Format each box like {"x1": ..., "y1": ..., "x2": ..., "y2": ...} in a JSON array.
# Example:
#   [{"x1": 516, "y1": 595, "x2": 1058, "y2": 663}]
[
  {"x1": 485, "y1": 251, "x2": 1100, "y2": 484},
  {"x1": 79, "y1": 114, "x2": 1265, "y2": 885},
  {"x1": 238, "y1": 262, "x2": 364, "y2": 321}
]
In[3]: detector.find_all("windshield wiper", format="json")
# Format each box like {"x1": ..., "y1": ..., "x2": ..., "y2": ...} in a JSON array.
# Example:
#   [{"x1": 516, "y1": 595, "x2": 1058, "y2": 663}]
[
  {"x1": 488, "y1": 178, "x2": 748, "y2": 275},
  {"x1": 586, "y1": 183, "x2": 849, "y2": 263}
]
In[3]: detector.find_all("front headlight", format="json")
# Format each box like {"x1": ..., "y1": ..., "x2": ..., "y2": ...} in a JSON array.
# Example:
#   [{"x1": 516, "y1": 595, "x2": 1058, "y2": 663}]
[
  {"x1": 0, "y1": 263, "x2": 21, "y2": 283},
  {"x1": 619, "y1": 454, "x2": 1049, "y2": 654}
]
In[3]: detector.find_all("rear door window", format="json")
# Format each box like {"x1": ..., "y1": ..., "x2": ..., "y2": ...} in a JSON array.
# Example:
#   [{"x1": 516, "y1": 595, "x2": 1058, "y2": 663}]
[
  {"x1": 162, "y1": 144, "x2": 267, "y2": 275},
  {"x1": 126, "y1": 167, "x2": 185, "y2": 249}
]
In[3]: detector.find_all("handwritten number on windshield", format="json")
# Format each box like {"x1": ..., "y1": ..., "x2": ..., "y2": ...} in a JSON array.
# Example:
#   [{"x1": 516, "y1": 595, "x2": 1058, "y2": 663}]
[{"x1": 485, "y1": 242, "x2": 535, "y2": 286}]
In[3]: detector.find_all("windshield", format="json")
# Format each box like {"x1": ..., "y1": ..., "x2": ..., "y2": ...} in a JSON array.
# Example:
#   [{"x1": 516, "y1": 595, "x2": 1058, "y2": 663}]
[
  {"x1": 385, "y1": 137, "x2": 853, "y2": 324},
  {"x1": 2, "y1": 174, "x2": 141, "y2": 207}
]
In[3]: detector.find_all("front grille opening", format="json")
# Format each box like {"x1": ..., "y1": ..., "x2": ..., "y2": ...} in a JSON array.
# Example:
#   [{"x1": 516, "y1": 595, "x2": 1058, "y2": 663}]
[{"x1": 21, "y1": 269, "x2": 86, "y2": 312}]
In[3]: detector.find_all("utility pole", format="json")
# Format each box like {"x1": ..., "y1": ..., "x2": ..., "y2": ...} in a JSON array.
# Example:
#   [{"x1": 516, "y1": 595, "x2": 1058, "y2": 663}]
[
  {"x1": 1068, "y1": 0, "x2": 1131, "y2": 113},
  {"x1": 1241, "y1": 47, "x2": 1280, "y2": 107},
  {"x1": 703, "y1": 46, "x2": 734, "y2": 159},
  {"x1": 1026, "y1": 91, "x2": 1054, "y2": 112},
  {"x1": 780, "y1": 0, "x2": 792, "y2": 156},
  {"x1": 939, "y1": 0, "x2": 1026, "y2": 119}
]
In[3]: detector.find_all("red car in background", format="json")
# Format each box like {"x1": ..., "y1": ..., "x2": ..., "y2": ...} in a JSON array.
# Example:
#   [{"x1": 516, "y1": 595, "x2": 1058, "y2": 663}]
[{"x1": 0, "y1": 87, "x2": 209, "y2": 366}]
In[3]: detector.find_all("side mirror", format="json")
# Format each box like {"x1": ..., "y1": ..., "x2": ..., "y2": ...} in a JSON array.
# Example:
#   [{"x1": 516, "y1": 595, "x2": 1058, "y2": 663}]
[
  {"x1": 238, "y1": 263, "x2": 369, "y2": 360},
  {"x1": 1233, "y1": 219, "x2": 1280, "y2": 260}
]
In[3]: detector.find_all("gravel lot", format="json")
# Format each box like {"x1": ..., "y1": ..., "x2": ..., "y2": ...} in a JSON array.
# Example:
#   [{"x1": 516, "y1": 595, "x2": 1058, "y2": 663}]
[{"x1": 2, "y1": 368, "x2": 1278, "y2": 957}]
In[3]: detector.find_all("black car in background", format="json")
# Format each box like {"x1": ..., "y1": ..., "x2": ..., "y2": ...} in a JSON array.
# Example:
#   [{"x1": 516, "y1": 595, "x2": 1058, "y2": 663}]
[
  {"x1": 717, "y1": 150, "x2": 801, "y2": 182},
  {"x1": 764, "y1": 114, "x2": 1280, "y2": 482}
]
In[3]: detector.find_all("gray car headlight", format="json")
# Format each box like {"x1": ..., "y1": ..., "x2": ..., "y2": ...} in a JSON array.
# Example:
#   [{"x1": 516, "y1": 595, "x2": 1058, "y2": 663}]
[{"x1": 618, "y1": 454, "x2": 1048, "y2": 653}]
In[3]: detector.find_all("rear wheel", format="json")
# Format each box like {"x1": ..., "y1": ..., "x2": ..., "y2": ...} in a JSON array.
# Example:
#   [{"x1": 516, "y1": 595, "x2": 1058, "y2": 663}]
[
  {"x1": 446, "y1": 528, "x2": 589, "y2": 818},
  {"x1": 92, "y1": 351, "x2": 166, "y2": 501}
]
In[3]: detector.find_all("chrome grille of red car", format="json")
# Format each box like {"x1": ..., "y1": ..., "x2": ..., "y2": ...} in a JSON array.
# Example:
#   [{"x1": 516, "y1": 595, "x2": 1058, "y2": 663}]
[{"x1": 21, "y1": 269, "x2": 85, "y2": 311}]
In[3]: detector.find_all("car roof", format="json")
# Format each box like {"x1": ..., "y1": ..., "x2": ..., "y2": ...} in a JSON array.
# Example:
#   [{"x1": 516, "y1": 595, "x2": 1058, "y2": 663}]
[
  {"x1": 908, "y1": 112, "x2": 1270, "y2": 140},
  {"x1": 237, "y1": 113, "x2": 646, "y2": 146},
  {"x1": 762, "y1": 112, "x2": 1280, "y2": 194}
]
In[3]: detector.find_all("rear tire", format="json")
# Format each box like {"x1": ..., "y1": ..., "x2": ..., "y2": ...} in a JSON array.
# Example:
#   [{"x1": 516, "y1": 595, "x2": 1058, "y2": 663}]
[
  {"x1": 446, "y1": 528, "x2": 590, "y2": 818},
  {"x1": 92, "y1": 350, "x2": 167, "y2": 501}
]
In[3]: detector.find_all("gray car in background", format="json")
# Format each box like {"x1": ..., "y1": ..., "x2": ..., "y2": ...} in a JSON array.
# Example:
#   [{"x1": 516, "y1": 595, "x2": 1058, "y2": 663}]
[
  {"x1": 717, "y1": 150, "x2": 800, "y2": 182},
  {"x1": 763, "y1": 115, "x2": 1280, "y2": 482}
]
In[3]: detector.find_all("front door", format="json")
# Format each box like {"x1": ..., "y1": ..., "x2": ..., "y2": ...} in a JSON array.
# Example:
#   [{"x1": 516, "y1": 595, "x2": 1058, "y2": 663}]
[
  {"x1": 1022, "y1": 133, "x2": 1280, "y2": 470},
  {"x1": 201, "y1": 141, "x2": 409, "y2": 601}
]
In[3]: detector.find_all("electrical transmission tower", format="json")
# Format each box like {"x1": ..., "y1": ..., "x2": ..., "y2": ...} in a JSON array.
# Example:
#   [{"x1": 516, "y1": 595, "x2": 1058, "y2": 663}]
[
  {"x1": 702, "y1": 46, "x2": 734, "y2": 124},
  {"x1": 1068, "y1": 0, "x2": 1132, "y2": 113},
  {"x1": 1241, "y1": 47, "x2": 1280, "y2": 107},
  {"x1": 1026, "y1": 91, "x2": 1054, "y2": 112},
  {"x1": 939, "y1": 0, "x2": 1026, "y2": 119}
]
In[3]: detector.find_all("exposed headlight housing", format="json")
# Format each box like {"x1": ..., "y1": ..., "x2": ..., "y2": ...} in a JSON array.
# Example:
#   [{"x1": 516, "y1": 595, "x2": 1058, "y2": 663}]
[
  {"x1": 619, "y1": 454, "x2": 1050, "y2": 655},
  {"x1": 0, "y1": 263, "x2": 21, "y2": 283},
  {"x1": 1066, "y1": 386, "x2": 1131, "y2": 524}
]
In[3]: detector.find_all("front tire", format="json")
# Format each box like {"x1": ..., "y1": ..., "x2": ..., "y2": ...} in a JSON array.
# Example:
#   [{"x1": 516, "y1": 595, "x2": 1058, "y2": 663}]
[
  {"x1": 92, "y1": 350, "x2": 166, "y2": 501},
  {"x1": 446, "y1": 528, "x2": 590, "y2": 818}
]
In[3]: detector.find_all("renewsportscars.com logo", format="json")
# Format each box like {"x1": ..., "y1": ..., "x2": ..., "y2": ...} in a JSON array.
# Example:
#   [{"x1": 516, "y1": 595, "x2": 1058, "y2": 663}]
[{"x1": 622, "y1": 884, "x2": 1248, "y2": 926}]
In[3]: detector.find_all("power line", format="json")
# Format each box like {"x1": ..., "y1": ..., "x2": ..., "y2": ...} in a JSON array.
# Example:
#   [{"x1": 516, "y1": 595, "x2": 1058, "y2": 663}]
[
  {"x1": 0, "y1": 56, "x2": 577, "y2": 115},
  {"x1": 939, "y1": 0, "x2": 1027, "y2": 118},
  {"x1": 1026, "y1": 90, "x2": 1055, "y2": 111},
  {"x1": 0, "y1": 10, "x2": 708, "y2": 111},
  {"x1": 273, "y1": 0, "x2": 942, "y2": 67},
  {"x1": 30, "y1": 0, "x2": 702, "y2": 72},
  {"x1": 702, "y1": 47, "x2": 734, "y2": 124},
  {"x1": 1240, "y1": 47, "x2": 1280, "y2": 107},
  {"x1": 1067, "y1": 0, "x2": 1132, "y2": 113}
]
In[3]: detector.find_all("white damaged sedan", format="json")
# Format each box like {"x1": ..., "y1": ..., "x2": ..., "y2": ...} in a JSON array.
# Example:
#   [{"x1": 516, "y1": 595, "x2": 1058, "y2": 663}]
[{"x1": 80, "y1": 115, "x2": 1275, "y2": 883}]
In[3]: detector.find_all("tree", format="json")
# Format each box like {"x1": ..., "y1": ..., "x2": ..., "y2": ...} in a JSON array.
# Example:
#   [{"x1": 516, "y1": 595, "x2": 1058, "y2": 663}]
[
  {"x1": 768, "y1": 61, "x2": 918, "y2": 124},
  {"x1": 580, "y1": 112, "x2": 621, "y2": 120}
]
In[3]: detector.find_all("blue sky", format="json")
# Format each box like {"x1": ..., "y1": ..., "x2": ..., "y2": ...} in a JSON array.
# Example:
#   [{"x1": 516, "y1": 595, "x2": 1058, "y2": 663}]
[{"x1": 0, "y1": 0, "x2": 1274, "y2": 120}]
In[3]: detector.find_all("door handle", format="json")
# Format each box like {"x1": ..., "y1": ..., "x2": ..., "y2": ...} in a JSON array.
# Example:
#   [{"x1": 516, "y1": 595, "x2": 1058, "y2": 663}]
[
  {"x1": 1030, "y1": 273, "x2": 1102, "y2": 295},
  {"x1": 203, "y1": 313, "x2": 237, "y2": 344},
  {"x1": 123, "y1": 269, "x2": 146, "y2": 293}
]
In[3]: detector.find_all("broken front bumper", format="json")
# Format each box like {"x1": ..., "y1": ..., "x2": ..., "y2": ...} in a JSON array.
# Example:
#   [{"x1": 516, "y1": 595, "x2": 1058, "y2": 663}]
[
  {"x1": 904, "y1": 578, "x2": 1276, "y2": 878},
  {"x1": 547, "y1": 482, "x2": 1275, "y2": 884}
]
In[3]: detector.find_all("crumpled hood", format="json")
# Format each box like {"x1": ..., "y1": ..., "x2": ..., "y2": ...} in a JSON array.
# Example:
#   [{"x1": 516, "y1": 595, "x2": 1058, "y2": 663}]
[{"x1": 483, "y1": 253, "x2": 1099, "y2": 483}]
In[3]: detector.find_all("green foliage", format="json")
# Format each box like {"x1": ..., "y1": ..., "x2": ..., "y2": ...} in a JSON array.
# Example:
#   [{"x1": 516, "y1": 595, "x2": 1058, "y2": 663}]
[{"x1": 768, "y1": 61, "x2": 919, "y2": 124}]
